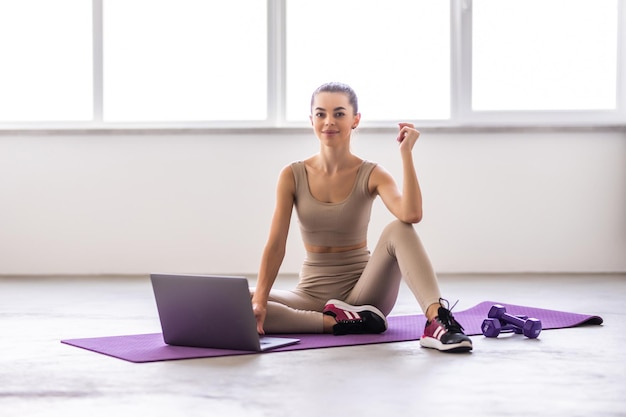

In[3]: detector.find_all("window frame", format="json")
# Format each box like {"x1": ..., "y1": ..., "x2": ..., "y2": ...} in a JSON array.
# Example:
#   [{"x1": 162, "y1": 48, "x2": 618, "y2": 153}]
[
  {"x1": 453, "y1": 0, "x2": 626, "y2": 128},
  {"x1": 0, "y1": 0, "x2": 624, "y2": 132}
]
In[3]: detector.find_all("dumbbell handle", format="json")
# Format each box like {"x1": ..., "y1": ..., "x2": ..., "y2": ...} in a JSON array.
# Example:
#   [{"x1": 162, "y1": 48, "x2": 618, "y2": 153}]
[
  {"x1": 482, "y1": 318, "x2": 524, "y2": 337},
  {"x1": 500, "y1": 312, "x2": 526, "y2": 327},
  {"x1": 497, "y1": 323, "x2": 522, "y2": 334},
  {"x1": 489, "y1": 307, "x2": 529, "y2": 327}
]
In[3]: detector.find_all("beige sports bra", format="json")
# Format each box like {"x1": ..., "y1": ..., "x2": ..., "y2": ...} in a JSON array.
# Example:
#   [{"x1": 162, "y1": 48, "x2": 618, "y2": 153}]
[{"x1": 291, "y1": 160, "x2": 377, "y2": 247}]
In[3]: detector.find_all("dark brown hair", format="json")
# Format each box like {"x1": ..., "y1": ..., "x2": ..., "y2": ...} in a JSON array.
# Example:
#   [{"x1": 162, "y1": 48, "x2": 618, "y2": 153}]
[{"x1": 310, "y1": 82, "x2": 359, "y2": 115}]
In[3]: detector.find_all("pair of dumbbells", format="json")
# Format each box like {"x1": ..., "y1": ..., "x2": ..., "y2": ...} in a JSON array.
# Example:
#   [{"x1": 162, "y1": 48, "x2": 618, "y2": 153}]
[{"x1": 481, "y1": 304, "x2": 542, "y2": 339}]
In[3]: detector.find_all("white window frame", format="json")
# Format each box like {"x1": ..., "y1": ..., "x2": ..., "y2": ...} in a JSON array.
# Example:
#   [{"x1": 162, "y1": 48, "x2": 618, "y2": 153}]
[
  {"x1": 453, "y1": 0, "x2": 626, "y2": 128},
  {"x1": 0, "y1": 0, "x2": 624, "y2": 131}
]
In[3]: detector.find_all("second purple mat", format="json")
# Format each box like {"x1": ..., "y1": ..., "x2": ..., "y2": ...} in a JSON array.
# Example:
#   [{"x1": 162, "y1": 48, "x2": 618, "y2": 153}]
[{"x1": 61, "y1": 300, "x2": 603, "y2": 363}]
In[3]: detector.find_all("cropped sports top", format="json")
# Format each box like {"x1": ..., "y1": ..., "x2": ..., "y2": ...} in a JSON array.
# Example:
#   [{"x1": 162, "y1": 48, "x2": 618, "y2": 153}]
[{"x1": 291, "y1": 160, "x2": 377, "y2": 247}]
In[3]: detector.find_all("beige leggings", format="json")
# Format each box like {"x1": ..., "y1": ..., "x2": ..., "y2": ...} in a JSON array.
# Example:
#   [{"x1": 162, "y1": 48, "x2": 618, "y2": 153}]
[{"x1": 261, "y1": 220, "x2": 442, "y2": 334}]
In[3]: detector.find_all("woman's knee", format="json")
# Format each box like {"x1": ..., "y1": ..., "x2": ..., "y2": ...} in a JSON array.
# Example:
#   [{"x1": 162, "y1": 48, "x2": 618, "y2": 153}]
[{"x1": 381, "y1": 219, "x2": 419, "y2": 239}]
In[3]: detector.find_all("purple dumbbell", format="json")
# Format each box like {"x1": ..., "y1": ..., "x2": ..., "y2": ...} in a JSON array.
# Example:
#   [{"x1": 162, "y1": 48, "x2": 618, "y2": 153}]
[
  {"x1": 482, "y1": 318, "x2": 524, "y2": 337},
  {"x1": 487, "y1": 304, "x2": 542, "y2": 339},
  {"x1": 482, "y1": 312, "x2": 539, "y2": 338},
  {"x1": 482, "y1": 313, "x2": 530, "y2": 337}
]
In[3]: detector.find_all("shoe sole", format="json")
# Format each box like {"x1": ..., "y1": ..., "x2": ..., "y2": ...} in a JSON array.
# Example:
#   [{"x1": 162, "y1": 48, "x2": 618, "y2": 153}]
[
  {"x1": 420, "y1": 337, "x2": 473, "y2": 353},
  {"x1": 326, "y1": 299, "x2": 388, "y2": 329}
]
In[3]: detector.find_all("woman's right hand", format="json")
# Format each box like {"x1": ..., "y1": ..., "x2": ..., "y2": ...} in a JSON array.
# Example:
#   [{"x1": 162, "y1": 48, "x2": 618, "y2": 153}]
[{"x1": 252, "y1": 301, "x2": 267, "y2": 335}]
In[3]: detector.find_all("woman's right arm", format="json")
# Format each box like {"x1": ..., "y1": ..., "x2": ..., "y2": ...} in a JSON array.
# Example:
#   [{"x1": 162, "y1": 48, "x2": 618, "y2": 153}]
[{"x1": 251, "y1": 165, "x2": 295, "y2": 334}]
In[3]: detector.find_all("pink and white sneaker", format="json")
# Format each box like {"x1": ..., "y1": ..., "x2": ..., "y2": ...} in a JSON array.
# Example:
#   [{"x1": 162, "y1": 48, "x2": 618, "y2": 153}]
[
  {"x1": 323, "y1": 299, "x2": 388, "y2": 335},
  {"x1": 420, "y1": 300, "x2": 473, "y2": 353}
]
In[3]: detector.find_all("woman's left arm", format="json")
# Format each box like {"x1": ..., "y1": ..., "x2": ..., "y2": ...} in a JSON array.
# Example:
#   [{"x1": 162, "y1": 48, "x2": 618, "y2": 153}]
[{"x1": 371, "y1": 123, "x2": 423, "y2": 224}]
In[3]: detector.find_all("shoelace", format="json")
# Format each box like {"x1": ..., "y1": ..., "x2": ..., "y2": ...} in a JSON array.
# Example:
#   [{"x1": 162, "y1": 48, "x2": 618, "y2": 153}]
[{"x1": 438, "y1": 298, "x2": 465, "y2": 333}]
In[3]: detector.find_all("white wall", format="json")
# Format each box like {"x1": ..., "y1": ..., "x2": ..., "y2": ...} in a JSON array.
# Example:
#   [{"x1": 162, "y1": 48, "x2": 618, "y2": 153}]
[{"x1": 1, "y1": 128, "x2": 625, "y2": 276}]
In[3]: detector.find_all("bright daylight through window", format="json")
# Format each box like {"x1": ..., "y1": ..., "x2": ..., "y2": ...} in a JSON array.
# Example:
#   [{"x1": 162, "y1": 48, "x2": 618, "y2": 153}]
[
  {"x1": 0, "y1": 0, "x2": 622, "y2": 127},
  {"x1": 285, "y1": 0, "x2": 450, "y2": 122},
  {"x1": 472, "y1": 0, "x2": 618, "y2": 111},
  {"x1": 103, "y1": 0, "x2": 267, "y2": 122},
  {"x1": 0, "y1": 0, "x2": 92, "y2": 122}
]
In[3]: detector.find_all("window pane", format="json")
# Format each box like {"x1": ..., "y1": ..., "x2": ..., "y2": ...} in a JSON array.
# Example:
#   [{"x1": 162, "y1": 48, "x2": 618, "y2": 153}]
[
  {"x1": 286, "y1": 0, "x2": 450, "y2": 122},
  {"x1": 103, "y1": 0, "x2": 267, "y2": 122},
  {"x1": 0, "y1": 0, "x2": 92, "y2": 122},
  {"x1": 472, "y1": 0, "x2": 618, "y2": 111}
]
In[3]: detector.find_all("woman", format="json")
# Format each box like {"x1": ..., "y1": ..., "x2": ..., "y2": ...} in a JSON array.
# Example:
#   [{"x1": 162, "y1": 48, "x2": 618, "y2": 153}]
[{"x1": 251, "y1": 82, "x2": 472, "y2": 353}]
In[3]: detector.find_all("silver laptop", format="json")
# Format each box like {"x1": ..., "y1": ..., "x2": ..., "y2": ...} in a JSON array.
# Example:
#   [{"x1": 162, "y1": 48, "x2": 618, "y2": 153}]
[{"x1": 150, "y1": 273, "x2": 300, "y2": 351}]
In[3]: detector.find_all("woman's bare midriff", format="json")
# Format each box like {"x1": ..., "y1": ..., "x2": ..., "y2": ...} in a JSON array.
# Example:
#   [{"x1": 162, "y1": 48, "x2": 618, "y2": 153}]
[{"x1": 304, "y1": 241, "x2": 367, "y2": 254}]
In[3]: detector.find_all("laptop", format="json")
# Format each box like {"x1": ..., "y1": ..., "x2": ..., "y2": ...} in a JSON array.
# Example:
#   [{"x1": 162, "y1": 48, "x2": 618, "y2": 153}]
[{"x1": 150, "y1": 273, "x2": 300, "y2": 351}]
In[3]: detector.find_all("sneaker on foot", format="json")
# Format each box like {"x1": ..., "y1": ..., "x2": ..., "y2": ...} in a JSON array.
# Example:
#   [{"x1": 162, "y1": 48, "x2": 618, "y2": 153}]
[
  {"x1": 420, "y1": 299, "x2": 473, "y2": 353},
  {"x1": 323, "y1": 299, "x2": 388, "y2": 335}
]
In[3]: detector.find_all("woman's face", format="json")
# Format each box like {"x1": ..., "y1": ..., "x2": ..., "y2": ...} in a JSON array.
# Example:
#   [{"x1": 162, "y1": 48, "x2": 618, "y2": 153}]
[{"x1": 310, "y1": 92, "x2": 360, "y2": 145}]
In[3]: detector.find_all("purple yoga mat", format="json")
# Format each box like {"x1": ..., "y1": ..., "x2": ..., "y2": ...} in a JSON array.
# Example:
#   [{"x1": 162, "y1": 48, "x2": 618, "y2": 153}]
[{"x1": 61, "y1": 301, "x2": 603, "y2": 363}]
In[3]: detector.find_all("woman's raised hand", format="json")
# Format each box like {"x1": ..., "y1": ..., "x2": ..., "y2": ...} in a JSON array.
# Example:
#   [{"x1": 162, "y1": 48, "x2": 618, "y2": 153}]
[{"x1": 396, "y1": 122, "x2": 420, "y2": 152}]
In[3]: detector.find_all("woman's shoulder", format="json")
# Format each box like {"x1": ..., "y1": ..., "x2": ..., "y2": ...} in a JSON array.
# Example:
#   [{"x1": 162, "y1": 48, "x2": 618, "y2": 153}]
[
  {"x1": 366, "y1": 162, "x2": 396, "y2": 192},
  {"x1": 361, "y1": 159, "x2": 378, "y2": 169},
  {"x1": 368, "y1": 162, "x2": 392, "y2": 178},
  {"x1": 286, "y1": 161, "x2": 305, "y2": 177},
  {"x1": 280, "y1": 161, "x2": 308, "y2": 184},
  {"x1": 289, "y1": 156, "x2": 318, "y2": 170},
  {"x1": 358, "y1": 159, "x2": 379, "y2": 176}
]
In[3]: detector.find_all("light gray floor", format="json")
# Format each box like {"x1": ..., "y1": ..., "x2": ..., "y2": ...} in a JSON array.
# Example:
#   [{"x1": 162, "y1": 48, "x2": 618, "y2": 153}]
[{"x1": 1, "y1": 274, "x2": 624, "y2": 417}]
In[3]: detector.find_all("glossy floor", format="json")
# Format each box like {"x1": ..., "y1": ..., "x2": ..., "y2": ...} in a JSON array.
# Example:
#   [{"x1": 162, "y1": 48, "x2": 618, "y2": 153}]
[{"x1": 1, "y1": 274, "x2": 624, "y2": 417}]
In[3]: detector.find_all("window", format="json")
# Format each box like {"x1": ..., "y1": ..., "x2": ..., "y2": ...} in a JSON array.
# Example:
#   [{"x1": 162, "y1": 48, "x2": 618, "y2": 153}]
[
  {"x1": 285, "y1": 0, "x2": 450, "y2": 122},
  {"x1": 0, "y1": 0, "x2": 92, "y2": 122},
  {"x1": 472, "y1": 0, "x2": 618, "y2": 111},
  {"x1": 103, "y1": 0, "x2": 267, "y2": 122},
  {"x1": 0, "y1": 0, "x2": 623, "y2": 129}
]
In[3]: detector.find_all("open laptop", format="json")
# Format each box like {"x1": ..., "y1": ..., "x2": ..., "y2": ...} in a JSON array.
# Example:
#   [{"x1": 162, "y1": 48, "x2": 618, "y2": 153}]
[{"x1": 150, "y1": 273, "x2": 299, "y2": 351}]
